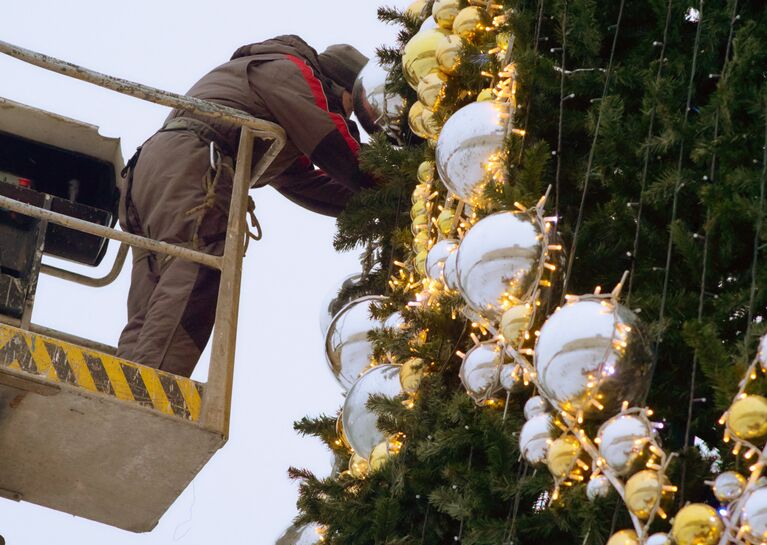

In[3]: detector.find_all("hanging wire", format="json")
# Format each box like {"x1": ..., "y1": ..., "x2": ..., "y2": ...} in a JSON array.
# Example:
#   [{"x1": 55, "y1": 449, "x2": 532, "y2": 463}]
[
  {"x1": 679, "y1": 0, "x2": 740, "y2": 504},
  {"x1": 553, "y1": 1, "x2": 568, "y2": 220},
  {"x1": 456, "y1": 446, "x2": 475, "y2": 543},
  {"x1": 517, "y1": 0, "x2": 547, "y2": 159},
  {"x1": 625, "y1": 0, "x2": 675, "y2": 306},
  {"x1": 503, "y1": 463, "x2": 530, "y2": 545},
  {"x1": 643, "y1": 0, "x2": 706, "y2": 401},
  {"x1": 561, "y1": 0, "x2": 626, "y2": 297},
  {"x1": 745, "y1": 99, "x2": 767, "y2": 342}
]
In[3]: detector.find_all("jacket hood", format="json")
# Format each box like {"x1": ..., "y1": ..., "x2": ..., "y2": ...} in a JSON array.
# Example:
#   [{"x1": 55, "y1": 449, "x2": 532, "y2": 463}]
[{"x1": 230, "y1": 35, "x2": 323, "y2": 74}]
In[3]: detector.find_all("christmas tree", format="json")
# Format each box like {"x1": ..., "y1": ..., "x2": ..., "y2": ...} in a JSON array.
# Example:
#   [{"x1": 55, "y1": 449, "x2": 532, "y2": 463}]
[{"x1": 287, "y1": 1, "x2": 767, "y2": 544}]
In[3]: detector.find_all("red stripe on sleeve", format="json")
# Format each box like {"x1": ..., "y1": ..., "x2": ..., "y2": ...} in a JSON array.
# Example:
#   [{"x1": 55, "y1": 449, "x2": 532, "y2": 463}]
[{"x1": 284, "y1": 55, "x2": 361, "y2": 156}]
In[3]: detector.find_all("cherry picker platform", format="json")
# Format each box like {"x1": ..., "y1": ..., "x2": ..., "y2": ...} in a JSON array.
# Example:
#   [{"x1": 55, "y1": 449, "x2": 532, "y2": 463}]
[{"x1": 0, "y1": 40, "x2": 286, "y2": 532}]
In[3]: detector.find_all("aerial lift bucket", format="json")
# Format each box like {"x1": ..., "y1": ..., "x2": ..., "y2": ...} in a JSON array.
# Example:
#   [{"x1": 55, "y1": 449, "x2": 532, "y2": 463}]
[{"x1": 0, "y1": 40, "x2": 286, "y2": 532}]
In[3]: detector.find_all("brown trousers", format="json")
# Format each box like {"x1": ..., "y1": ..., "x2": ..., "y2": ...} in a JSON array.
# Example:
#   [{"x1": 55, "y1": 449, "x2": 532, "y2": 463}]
[{"x1": 116, "y1": 129, "x2": 233, "y2": 377}]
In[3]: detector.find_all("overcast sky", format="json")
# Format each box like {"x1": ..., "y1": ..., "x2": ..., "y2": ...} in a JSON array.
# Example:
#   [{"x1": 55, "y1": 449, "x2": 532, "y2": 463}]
[{"x1": 0, "y1": 1, "x2": 403, "y2": 543}]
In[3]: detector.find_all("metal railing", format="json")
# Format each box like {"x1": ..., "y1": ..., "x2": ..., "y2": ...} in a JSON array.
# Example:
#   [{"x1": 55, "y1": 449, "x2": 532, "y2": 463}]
[{"x1": 0, "y1": 39, "x2": 287, "y2": 438}]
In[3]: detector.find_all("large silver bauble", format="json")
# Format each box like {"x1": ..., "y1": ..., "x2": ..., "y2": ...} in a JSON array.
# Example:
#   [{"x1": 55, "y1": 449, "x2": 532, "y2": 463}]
[
  {"x1": 426, "y1": 239, "x2": 459, "y2": 283},
  {"x1": 275, "y1": 523, "x2": 323, "y2": 545},
  {"x1": 456, "y1": 211, "x2": 544, "y2": 321},
  {"x1": 743, "y1": 488, "x2": 767, "y2": 542},
  {"x1": 597, "y1": 414, "x2": 651, "y2": 476},
  {"x1": 443, "y1": 247, "x2": 459, "y2": 291},
  {"x1": 319, "y1": 273, "x2": 364, "y2": 337},
  {"x1": 535, "y1": 296, "x2": 651, "y2": 416},
  {"x1": 519, "y1": 413, "x2": 552, "y2": 465},
  {"x1": 759, "y1": 333, "x2": 767, "y2": 369},
  {"x1": 713, "y1": 471, "x2": 747, "y2": 503},
  {"x1": 524, "y1": 396, "x2": 548, "y2": 420},
  {"x1": 326, "y1": 296, "x2": 386, "y2": 390},
  {"x1": 342, "y1": 365, "x2": 403, "y2": 459},
  {"x1": 435, "y1": 101, "x2": 508, "y2": 202},
  {"x1": 459, "y1": 342, "x2": 504, "y2": 401},
  {"x1": 352, "y1": 60, "x2": 404, "y2": 139},
  {"x1": 586, "y1": 475, "x2": 611, "y2": 501},
  {"x1": 384, "y1": 311, "x2": 407, "y2": 332}
]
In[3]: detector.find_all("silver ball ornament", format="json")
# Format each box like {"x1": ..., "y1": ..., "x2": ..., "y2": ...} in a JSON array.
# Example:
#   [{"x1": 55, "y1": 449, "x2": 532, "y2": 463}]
[
  {"x1": 342, "y1": 365, "x2": 403, "y2": 459},
  {"x1": 318, "y1": 273, "x2": 364, "y2": 337},
  {"x1": 645, "y1": 533, "x2": 672, "y2": 545},
  {"x1": 459, "y1": 341, "x2": 503, "y2": 402},
  {"x1": 713, "y1": 471, "x2": 747, "y2": 503},
  {"x1": 597, "y1": 414, "x2": 651, "y2": 475},
  {"x1": 326, "y1": 296, "x2": 386, "y2": 390},
  {"x1": 743, "y1": 487, "x2": 767, "y2": 542},
  {"x1": 523, "y1": 396, "x2": 548, "y2": 420},
  {"x1": 383, "y1": 311, "x2": 407, "y2": 331},
  {"x1": 586, "y1": 475, "x2": 611, "y2": 501},
  {"x1": 352, "y1": 60, "x2": 404, "y2": 139},
  {"x1": 275, "y1": 523, "x2": 323, "y2": 545},
  {"x1": 535, "y1": 296, "x2": 651, "y2": 416},
  {"x1": 456, "y1": 211, "x2": 545, "y2": 321},
  {"x1": 426, "y1": 239, "x2": 459, "y2": 284},
  {"x1": 435, "y1": 101, "x2": 509, "y2": 202},
  {"x1": 519, "y1": 413, "x2": 552, "y2": 465},
  {"x1": 443, "y1": 247, "x2": 459, "y2": 290}
]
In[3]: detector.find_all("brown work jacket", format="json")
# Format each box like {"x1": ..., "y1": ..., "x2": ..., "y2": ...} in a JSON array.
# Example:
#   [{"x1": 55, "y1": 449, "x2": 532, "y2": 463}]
[{"x1": 160, "y1": 35, "x2": 372, "y2": 218}]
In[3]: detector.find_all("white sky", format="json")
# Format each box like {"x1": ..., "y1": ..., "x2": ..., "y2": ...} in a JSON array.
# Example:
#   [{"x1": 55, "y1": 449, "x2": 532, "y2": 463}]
[{"x1": 0, "y1": 1, "x2": 403, "y2": 543}]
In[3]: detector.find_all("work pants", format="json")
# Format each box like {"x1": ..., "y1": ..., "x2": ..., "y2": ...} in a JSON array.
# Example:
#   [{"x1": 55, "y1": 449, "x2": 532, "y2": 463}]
[{"x1": 116, "y1": 130, "x2": 233, "y2": 378}]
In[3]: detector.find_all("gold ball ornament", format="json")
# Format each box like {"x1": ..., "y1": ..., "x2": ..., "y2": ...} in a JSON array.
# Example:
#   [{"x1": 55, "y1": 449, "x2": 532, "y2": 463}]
[
  {"x1": 671, "y1": 503, "x2": 723, "y2": 545},
  {"x1": 415, "y1": 249, "x2": 428, "y2": 276},
  {"x1": 417, "y1": 71, "x2": 447, "y2": 109},
  {"x1": 412, "y1": 183, "x2": 431, "y2": 205},
  {"x1": 453, "y1": 7, "x2": 485, "y2": 38},
  {"x1": 476, "y1": 88, "x2": 495, "y2": 102},
  {"x1": 348, "y1": 452, "x2": 369, "y2": 478},
  {"x1": 436, "y1": 34, "x2": 462, "y2": 74},
  {"x1": 409, "y1": 101, "x2": 439, "y2": 140},
  {"x1": 606, "y1": 530, "x2": 639, "y2": 545},
  {"x1": 713, "y1": 471, "x2": 747, "y2": 503},
  {"x1": 500, "y1": 304, "x2": 532, "y2": 344},
  {"x1": 413, "y1": 229, "x2": 429, "y2": 251},
  {"x1": 400, "y1": 357, "x2": 425, "y2": 393},
  {"x1": 417, "y1": 161, "x2": 435, "y2": 184},
  {"x1": 432, "y1": 0, "x2": 460, "y2": 30},
  {"x1": 726, "y1": 394, "x2": 767, "y2": 441},
  {"x1": 437, "y1": 207, "x2": 455, "y2": 235},
  {"x1": 420, "y1": 107, "x2": 439, "y2": 140},
  {"x1": 403, "y1": 28, "x2": 448, "y2": 90},
  {"x1": 405, "y1": 0, "x2": 428, "y2": 19},
  {"x1": 369, "y1": 440, "x2": 391, "y2": 471},
  {"x1": 546, "y1": 434, "x2": 583, "y2": 479},
  {"x1": 411, "y1": 199, "x2": 428, "y2": 219},
  {"x1": 624, "y1": 470, "x2": 671, "y2": 520},
  {"x1": 411, "y1": 215, "x2": 428, "y2": 237}
]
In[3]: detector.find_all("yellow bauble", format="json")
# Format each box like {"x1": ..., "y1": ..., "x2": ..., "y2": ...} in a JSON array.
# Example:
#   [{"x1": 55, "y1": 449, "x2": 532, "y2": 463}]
[
  {"x1": 403, "y1": 28, "x2": 448, "y2": 90},
  {"x1": 411, "y1": 199, "x2": 428, "y2": 219},
  {"x1": 727, "y1": 394, "x2": 767, "y2": 441},
  {"x1": 497, "y1": 32, "x2": 511, "y2": 51},
  {"x1": 412, "y1": 183, "x2": 431, "y2": 204},
  {"x1": 546, "y1": 435, "x2": 582, "y2": 479},
  {"x1": 606, "y1": 530, "x2": 639, "y2": 545},
  {"x1": 421, "y1": 107, "x2": 439, "y2": 140},
  {"x1": 408, "y1": 101, "x2": 428, "y2": 138},
  {"x1": 413, "y1": 229, "x2": 429, "y2": 248},
  {"x1": 418, "y1": 71, "x2": 447, "y2": 109},
  {"x1": 415, "y1": 249, "x2": 428, "y2": 276},
  {"x1": 369, "y1": 441, "x2": 390, "y2": 471},
  {"x1": 417, "y1": 161, "x2": 435, "y2": 184},
  {"x1": 436, "y1": 34, "x2": 462, "y2": 74},
  {"x1": 437, "y1": 208, "x2": 455, "y2": 235},
  {"x1": 500, "y1": 304, "x2": 532, "y2": 344},
  {"x1": 476, "y1": 88, "x2": 495, "y2": 102},
  {"x1": 336, "y1": 413, "x2": 351, "y2": 449},
  {"x1": 349, "y1": 452, "x2": 369, "y2": 478},
  {"x1": 432, "y1": 0, "x2": 460, "y2": 30},
  {"x1": 405, "y1": 0, "x2": 428, "y2": 19},
  {"x1": 624, "y1": 470, "x2": 670, "y2": 520},
  {"x1": 412, "y1": 212, "x2": 428, "y2": 230},
  {"x1": 400, "y1": 357, "x2": 425, "y2": 393},
  {"x1": 671, "y1": 503, "x2": 723, "y2": 545},
  {"x1": 453, "y1": 7, "x2": 484, "y2": 38}
]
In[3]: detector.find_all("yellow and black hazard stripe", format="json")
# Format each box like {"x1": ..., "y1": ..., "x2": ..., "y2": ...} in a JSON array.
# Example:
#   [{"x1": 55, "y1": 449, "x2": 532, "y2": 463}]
[{"x1": 0, "y1": 324, "x2": 203, "y2": 421}]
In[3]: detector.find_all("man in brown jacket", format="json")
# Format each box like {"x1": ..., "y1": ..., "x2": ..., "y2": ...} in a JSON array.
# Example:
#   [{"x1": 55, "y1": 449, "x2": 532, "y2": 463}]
[{"x1": 116, "y1": 35, "x2": 373, "y2": 377}]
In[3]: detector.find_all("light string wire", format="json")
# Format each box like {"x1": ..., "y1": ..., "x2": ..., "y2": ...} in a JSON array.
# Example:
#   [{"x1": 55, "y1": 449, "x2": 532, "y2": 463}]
[
  {"x1": 624, "y1": 0, "x2": 675, "y2": 306},
  {"x1": 643, "y1": 0, "x2": 706, "y2": 402},
  {"x1": 456, "y1": 445, "x2": 475, "y2": 542},
  {"x1": 561, "y1": 0, "x2": 626, "y2": 298},
  {"x1": 679, "y1": 0, "x2": 740, "y2": 506},
  {"x1": 552, "y1": 0, "x2": 568, "y2": 221}
]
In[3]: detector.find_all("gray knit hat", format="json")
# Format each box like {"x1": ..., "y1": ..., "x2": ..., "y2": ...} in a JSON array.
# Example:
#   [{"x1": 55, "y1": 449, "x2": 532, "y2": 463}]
[{"x1": 318, "y1": 44, "x2": 369, "y2": 92}]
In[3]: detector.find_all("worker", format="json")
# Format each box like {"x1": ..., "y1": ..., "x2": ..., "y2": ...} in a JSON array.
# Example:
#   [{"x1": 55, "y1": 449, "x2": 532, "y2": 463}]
[{"x1": 116, "y1": 35, "x2": 374, "y2": 377}]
